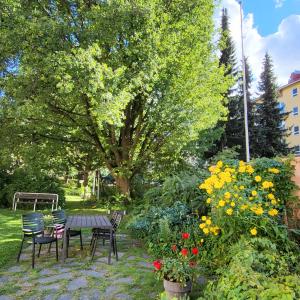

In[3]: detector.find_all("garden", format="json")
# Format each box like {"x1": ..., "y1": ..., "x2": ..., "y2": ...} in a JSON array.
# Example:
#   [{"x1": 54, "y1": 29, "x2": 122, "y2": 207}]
[{"x1": 1, "y1": 0, "x2": 300, "y2": 299}]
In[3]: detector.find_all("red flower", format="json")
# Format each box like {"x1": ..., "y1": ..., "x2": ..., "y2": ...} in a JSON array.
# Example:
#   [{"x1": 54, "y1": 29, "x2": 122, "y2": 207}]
[
  {"x1": 171, "y1": 245, "x2": 177, "y2": 251},
  {"x1": 153, "y1": 260, "x2": 162, "y2": 270},
  {"x1": 192, "y1": 247, "x2": 199, "y2": 255},
  {"x1": 182, "y1": 232, "x2": 190, "y2": 239},
  {"x1": 181, "y1": 248, "x2": 188, "y2": 256},
  {"x1": 189, "y1": 261, "x2": 197, "y2": 268}
]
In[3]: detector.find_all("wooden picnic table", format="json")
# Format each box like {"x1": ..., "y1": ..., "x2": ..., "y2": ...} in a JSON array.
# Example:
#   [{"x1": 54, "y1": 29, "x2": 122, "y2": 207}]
[{"x1": 62, "y1": 215, "x2": 113, "y2": 264}]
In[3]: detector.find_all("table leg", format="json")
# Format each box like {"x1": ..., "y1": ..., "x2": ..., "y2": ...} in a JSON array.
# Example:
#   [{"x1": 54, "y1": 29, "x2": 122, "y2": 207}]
[
  {"x1": 108, "y1": 228, "x2": 112, "y2": 265},
  {"x1": 62, "y1": 227, "x2": 68, "y2": 262}
]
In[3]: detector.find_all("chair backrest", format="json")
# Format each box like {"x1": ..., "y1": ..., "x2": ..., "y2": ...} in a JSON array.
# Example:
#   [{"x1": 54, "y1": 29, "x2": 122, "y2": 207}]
[
  {"x1": 112, "y1": 212, "x2": 122, "y2": 231},
  {"x1": 52, "y1": 210, "x2": 67, "y2": 226},
  {"x1": 22, "y1": 212, "x2": 44, "y2": 234}
]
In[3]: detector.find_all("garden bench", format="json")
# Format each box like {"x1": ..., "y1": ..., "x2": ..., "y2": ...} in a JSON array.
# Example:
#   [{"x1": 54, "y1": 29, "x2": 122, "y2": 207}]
[{"x1": 12, "y1": 192, "x2": 59, "y2": 211}]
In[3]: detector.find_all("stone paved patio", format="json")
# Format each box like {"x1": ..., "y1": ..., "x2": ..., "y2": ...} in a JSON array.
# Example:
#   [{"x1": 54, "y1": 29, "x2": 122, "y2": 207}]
[{"x1": 0, "y1": 234, "x2": 160, "y2": 300}]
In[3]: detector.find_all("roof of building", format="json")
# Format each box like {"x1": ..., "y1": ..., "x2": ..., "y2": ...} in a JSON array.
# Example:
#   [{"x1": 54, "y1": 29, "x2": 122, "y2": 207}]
[{"x1": 278, "y1": 78, "x2": 300, "y2": 91}]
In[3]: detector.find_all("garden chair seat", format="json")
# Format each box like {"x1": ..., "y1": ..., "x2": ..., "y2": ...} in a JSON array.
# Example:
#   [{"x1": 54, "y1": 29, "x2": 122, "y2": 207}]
[{"x1": 34, "y1": 236, "x2": 57, "y2": 244}]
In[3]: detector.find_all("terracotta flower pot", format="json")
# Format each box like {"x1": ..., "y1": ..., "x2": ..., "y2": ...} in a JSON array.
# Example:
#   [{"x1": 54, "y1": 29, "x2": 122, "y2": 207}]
[{"x1": 163, "y1": 279, "x2": 192, "y2": 300}]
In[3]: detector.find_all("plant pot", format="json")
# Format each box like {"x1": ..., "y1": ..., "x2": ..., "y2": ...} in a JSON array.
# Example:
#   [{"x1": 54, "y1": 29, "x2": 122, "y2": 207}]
[{"x1": 163, "y1": 279, "x2": 192, "y2": 300}]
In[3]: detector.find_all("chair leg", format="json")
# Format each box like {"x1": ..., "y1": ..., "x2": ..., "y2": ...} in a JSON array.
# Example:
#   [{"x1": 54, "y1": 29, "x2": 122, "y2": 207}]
[
  {"x1": 91, "y1": 236, "x2": 98, "y2": 260},
  {"x1": 32, "y1": 237, "x2": 36, "y2": 269},
  {"x1": 90, "y1": 235, "x2": 95, "y2": 254},
  {"x1": 48, "y1": 242, "x2": 52, "y2": 253},
  {"x1": 17, "y1": 237, "x2": 25, "y2": 262},
  {"x1": 79, "y1": 231, "x2": 83, "y2": 250},
  {"x1": 38, "y1": 244, "x2": 42, "y2": 257},
  {"x1": 114, "y1": 237, "x2": 118, "y2": 261},
  {"x1": 55, "y1": 239, "x2": 58, "y2": 261},
  {"x1": 66, "y1": 232, "x2": 69, "y2": 258}
]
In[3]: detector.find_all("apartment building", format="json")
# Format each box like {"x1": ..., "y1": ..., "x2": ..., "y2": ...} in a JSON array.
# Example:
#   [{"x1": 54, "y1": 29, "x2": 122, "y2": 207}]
[{"x1": 278, "y1": 71, "x2": 300, "y2": 155}]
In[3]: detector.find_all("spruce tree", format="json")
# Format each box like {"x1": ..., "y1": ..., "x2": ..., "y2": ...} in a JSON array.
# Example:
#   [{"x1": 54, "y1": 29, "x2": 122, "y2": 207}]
[
  {"x1": 211, "y1": 8, "x2": 237, "y2": 154},
  {"x1": 253, "y1": 53, "x2": 289, "y2": 157}
]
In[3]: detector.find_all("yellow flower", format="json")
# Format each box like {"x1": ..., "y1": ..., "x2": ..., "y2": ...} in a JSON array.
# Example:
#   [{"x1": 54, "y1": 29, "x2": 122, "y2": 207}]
[
  {"x1": 234, "y1": 194, "x2": 238, "y2": 198},
  {"x1": 268, "y1": 209, "x2": 278, "y2": 216},
  {"x1": 199, "y1": 223, "x2": 206, "y2": 229},
  {"x1": 249, "y1": 197, "x2": 253, "y2": 201},
  {"x1": 224, "y1": 192, "x2": 231, "y2": 199},
  {"x1": 241, "y1": 204, "x2": 248, "y2": 211},
  {"x1": 218, "y1": 200, "x2": 226, "y2": 207},
  {"x1": 230, "y1": 201, "x2": 235, "y2": 207},
  {"x1": 200, "y1": 239, "x2": 204, "y2": 243},
  {"x1": 216, "y1": 161, "x2": 223, "y2": 168},
  {"x1": 262, "y1": 181, "x2": 274, "y2": 189},
  {"x1": 203, "y1": 228, "x2": 209, "y2": 235},
  {"x1": 206, "y1": 219, "x2": 212, "y2": 225},
  {"x1": 226, "y1": 208, "x2": 233, "y2": 215},
  {"x1": 246, "y1": 165, "x2": 254, "y2": 174},
  {"x1": 255, "y1": 176, "x2": 262, "y2": 182},
  {"x1": 207, "y1": 189, "x2": 213, "y2": 195},
  {"x1": 251, "y1": 190, "x2": 257, "y2": 197},
  {"x1": 268, "y1": 168, "x2": 280, "y2": 174},
  {"x1": 253, "y1": 207, "x2": 264, "y2": 215},
  {"x1": 206, "y1": 198, "x2": 212, "y2": 204},
  {"x1": 250, "y1": 227, "x2": 257, "y2": 236},
  {"x1": 209, "y1": 166, "x2": 216, "y2": 173},
  {"x1": 238, "y1": 166, "x2": 246, "y2": 173},
  {"x1": 267, "y1": 193, "x2": 275, "y2": 200},
  {"x1": 201, "y1": 216, "x2": 207, "y2": 221},
  {"x1": 239, "y1": 185, "x2": 245, "y2": 190},
  {"x1": 271, "y1": 199, "x2": 277, "y2": 205}
]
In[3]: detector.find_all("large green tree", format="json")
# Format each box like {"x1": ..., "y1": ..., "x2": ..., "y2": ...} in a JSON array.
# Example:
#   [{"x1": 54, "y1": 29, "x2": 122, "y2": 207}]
[
  {"x1": 0, "y1": 0, "x2": 229, "y2": 198},
  {"x1": 253, "y1": 53, "x2": 289, "y2": 157}
]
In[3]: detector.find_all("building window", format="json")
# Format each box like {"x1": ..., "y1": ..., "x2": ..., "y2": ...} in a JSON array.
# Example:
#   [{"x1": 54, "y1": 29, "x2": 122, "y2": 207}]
[
  {"x1": 293, "y1": 107, "x2": 299, "y2": 116},
  {"x1": 279, "y1": 121, "x2": 285, "y2": 129},
  {"x1": 295, "y1": 145, "x2": 300, "y2": 156},
  {"x1": 278, "y1": 102, "x2": 285, "y2": 113},
  {"x1": 292, "y1": 88, "x2": 298, "y2": 97},
  {"x1": 293, "y1": 126, "x2": 299, "y2": 135}
]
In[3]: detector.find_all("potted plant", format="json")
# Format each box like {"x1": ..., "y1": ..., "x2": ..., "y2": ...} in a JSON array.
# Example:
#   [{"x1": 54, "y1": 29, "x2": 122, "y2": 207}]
[{"x1": 152, "y1": 232, "x2": 201, "y2": 300}]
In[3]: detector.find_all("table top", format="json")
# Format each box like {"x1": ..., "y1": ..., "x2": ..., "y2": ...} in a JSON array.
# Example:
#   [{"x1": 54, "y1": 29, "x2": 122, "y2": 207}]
[{"x1": 65, "y1": 215, "x2": 112, "y2": 229}]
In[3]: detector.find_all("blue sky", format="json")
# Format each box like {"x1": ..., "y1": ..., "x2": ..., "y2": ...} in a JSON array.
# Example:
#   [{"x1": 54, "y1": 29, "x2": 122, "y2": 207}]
[
  {"x1": 243, "y1": 0, "x2": 300, "y2": 35},
  {"x1": 218, "y1": 0, "x2": 300, "y2": 89}
]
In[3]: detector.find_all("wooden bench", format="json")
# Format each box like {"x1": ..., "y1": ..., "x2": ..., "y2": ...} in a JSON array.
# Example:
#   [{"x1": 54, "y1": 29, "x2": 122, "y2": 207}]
[{"x1": 12, "y1": 192, "x2": 59, "y2": 211}]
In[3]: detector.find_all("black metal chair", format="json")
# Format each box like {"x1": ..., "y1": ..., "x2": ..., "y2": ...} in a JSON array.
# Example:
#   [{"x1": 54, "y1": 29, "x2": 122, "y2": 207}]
[
  {"x1": 17, "y1": 212, "x2": 58, "y2": 268},
  {"x1": 90, "y1": 212, "x2": 122, "y2": 261},
  {"x1": 51, "y1": 210, "x2": 83, "y2": 255}
]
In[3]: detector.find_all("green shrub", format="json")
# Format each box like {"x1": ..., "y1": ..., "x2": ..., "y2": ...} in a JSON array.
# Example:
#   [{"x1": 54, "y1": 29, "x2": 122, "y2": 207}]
[
  {"x1": 0, "y1": 168, "x2": 66, "y2": 208},
  {"x1": 199, "y1": 237, "x2": 300, "y2": 300},
  {"x1": 126, "y1": 201, "x2": 191, "y2": 240}
]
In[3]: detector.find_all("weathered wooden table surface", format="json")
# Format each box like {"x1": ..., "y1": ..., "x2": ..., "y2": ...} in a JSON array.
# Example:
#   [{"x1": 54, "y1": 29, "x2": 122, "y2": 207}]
[{"x1": 62, "y1": 215, "x2": 113, "y2": 264}]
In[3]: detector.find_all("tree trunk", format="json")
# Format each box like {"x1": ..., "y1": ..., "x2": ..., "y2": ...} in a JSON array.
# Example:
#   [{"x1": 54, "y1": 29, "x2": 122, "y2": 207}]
[
  {"x1": 82, "y1": 170, "x2": 89, "y2": 199},
  {"x1": 115, "y1": 176, "x2": 131, "y2": 205}
]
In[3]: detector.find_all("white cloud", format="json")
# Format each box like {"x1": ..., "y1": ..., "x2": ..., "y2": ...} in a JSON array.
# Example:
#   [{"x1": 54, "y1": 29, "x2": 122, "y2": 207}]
[
  {"x1": 215, "y1": 0, "x2": 300, "y2": 92},
  {"x1": 275, "y1": 0, "x2": 285, "y2": 8}
]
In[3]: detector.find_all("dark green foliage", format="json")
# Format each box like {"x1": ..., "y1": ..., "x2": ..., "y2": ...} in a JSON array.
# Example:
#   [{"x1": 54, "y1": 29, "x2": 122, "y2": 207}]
[
  {"x1": 126, "y1": 201, "x2": 191, "y2": 240},
  {"x1": 0, "y1": 168, "x2": 65, "y2": 208},
  {"x1": 252, "y1": 53, "x2": 290, "y2": 157}
]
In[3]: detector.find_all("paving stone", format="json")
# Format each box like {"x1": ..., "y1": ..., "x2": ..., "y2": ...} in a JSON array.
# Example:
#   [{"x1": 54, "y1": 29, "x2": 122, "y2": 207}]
[
  {"x1": 105, "y1": 285, "x2": 119, "y2": 296},
  {"x1": 126, "y1": 256, "x2": 137, "y2": 261},
  {"x1": 117, "y1": 252, "x2": 125, "y2": 258},
  {"x1": 57, "y1": 294, "x2": 74, "y2": 300},
  {"x1": 89, "y1": 289, "x2": 101, "y2": 299},
  {"x1": 114, "y1": 277, "x2": 133, "y2": 284},
  {"x1": 0, "y1": 296, "x2": 13, "y2": 300},
  {"x1": 37, "y1": 273, "x2": 73, "y2": 284},
  {"x1": 39, "y1": 269, "x2": 55, "y2": 276},
  {"x1": 115, "y1": 294, "x2": 132, "y2": 300},
  {"x1": 7, "y1": 266, "x2": 22, "y2": 273},
  {"x1": 40, "y1": 283, "x2": 61, "y2": 291},
  {"x1": 80, "y1": 270, "x2": 106, "y2": 278},
  {"x1": 43, "y1": 294, "x2": 57, "y2": 300},
  {"x1": 137, "y1": 262, "x2": 152, "y2": 268},
  {"x1": 0, "y1": 276, "x2": 9, "y2": 285},
  {"x1": 67, "y1": 277, "x2": 88, "y2": 291}
]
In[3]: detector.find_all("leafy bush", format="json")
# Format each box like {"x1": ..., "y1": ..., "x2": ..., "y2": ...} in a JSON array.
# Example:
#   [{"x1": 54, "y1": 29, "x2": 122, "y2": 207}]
[
  {"x1": 126, "y1": 201, "x2": 191, "y2": 240},
  {"x1": 199, "y1": 237, "x2": 300, "y2": 300},
  {"x1": 143, "y1": 170, "x2": 209, "y2": 212},
  {"x1": 0, "y1": 168, "x2": 65, "y2": 208}
]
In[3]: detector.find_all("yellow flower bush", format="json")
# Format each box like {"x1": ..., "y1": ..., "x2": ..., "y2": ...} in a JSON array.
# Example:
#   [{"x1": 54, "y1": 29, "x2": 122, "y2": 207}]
[{"x1": 199, "y1": 160, "x2": 283, "y2": 237}]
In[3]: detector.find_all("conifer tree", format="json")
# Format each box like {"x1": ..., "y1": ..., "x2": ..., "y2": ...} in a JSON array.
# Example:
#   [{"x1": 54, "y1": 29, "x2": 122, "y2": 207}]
[{"x1": 253, "y1": 53, "x2": 289, "y2": 157}]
